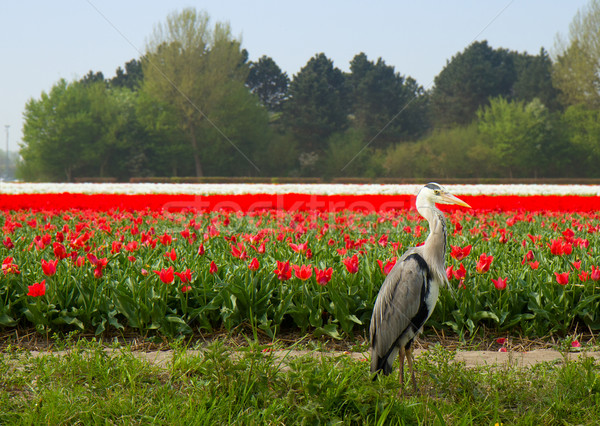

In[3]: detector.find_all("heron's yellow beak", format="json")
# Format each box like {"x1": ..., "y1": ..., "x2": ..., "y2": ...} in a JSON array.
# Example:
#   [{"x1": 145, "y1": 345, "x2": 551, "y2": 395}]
[{"x1": 440, "y1": 192, "x2": 471, "y2": 208}]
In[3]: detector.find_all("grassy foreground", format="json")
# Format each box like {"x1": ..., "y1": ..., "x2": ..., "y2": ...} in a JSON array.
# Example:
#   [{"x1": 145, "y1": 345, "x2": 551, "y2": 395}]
[{"x1": 1, "y1": 339, "x2": 599, "y2": 425}]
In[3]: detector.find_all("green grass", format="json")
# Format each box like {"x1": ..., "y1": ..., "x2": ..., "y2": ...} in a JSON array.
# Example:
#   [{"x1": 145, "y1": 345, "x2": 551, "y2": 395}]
[{"x1": 1, "y1": 339, "x2": 599, "y2": 425}]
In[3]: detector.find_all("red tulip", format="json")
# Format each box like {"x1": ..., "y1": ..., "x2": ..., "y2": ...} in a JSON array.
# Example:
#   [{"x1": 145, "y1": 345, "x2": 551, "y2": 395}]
[
  {"x1": 591, "y1": 266, "x2": 600, "y2": 281},
  {"x1": 289, "y1": 242, "x2": 308, "y2": 253},
  {"x1": 529, "y1": 261, "x2": 539, "y2": 270},
  {"x1": 555, "y1": 271, "x2": 570, "y2": 285},
  {"x1": 497, "y1": 228, "x2": 509, "y2": 244},
  {"x1": 93, "y1": 267, "x2": 104, "y2": 279},
  {"x1": 446, "y1": 265, "x2": 454, "y2": 281},
  {"x1": 377, "y1": 257, "x2": 397, "y2": 275},
  {"x1": 231, "y1": 243, "x2": 247, "y2": 260},
  {"x1": 450, "y1": 244, "x2": 472, "y2": 261},
  {"x1": 27, "y1": 279, "x2": 46, "y2": 297},
  {"x1": 174, "y1": 268, "x2": 192, "y2": 283},
  {"x1": 125, "y1": 241, "x2": 139, "y2": 252},
  {"x1": 256, "y1": 242, "x2": 266, "y2": 254},
  {"x1": 111, "y1": 241, "x2": 122, "y2": 254},
  {"x1": 164, "y1": 248, "x2": 177, "y2": 261},
  {"x1": 53, "y1": 242, "x2": 68, "y2": 259},
  {"x1": 476, "y1": 253, "x2": 493, "y2": 273},
  {"x1": 293, "y1": 264, "x2": 313, "y2": 281},
  {"x1": 521, "y1": 250, "x2": 534, "y2": 264},
  {"x1": 159, "y1": 233, "x2": 173, "y2": 246},
  {"x1": 549, "y1": 239, "x2": 572, "y2": 256},
  {"x1": 41, "y1": 258, "x2": 58, "y2": 276},
  {"x1": 205, "y1": 226, "x2": 220, "y2": 239},
  {"x1": 197, "y1": 244, "x2": 205, "y2": 256},
  {"x1": 342, "y1": 255, "x2": 359, "y2": 274},
  {"x1": 3, "y1": 237, "x2": 14, "y2": 249},
  {"x1": 87, "y1": 253, "x2": 108, "y2": 269},
  {"x1": 180, "y1": 228, "x2": 196, "y2": 244},
  {"x1": 315, "y1": 267, "x2": 333, "y2": 286},
  {"x1": 579, "y1": 271, "x2": 589, "y2": 282},
  {"x1": 274, "y1": 260, "x2": 292, "y2": 281},
  {"x1": 181, "y1": 285, "x2": 192, "y2": 293},
  {"x1": 154, "y1": 266, "x2": 175, "y2": 284},
  {"x1": 528, "y1": 234, "x2": 541, "y2": 245},
  {"x1": 209, "y1": 261, "x2": 218, "y2": 274},
  {"x1": 378, "y1": 234, "x2": 388, "y2": 247},
  {"x1": 549, "y1": 239, "x2": 563, "y2": 255},
  {"x1": 248, "y1": 257, "x2": 260, "y2": 271},
  {"x1": 562, "y1": 242, "x2": 573, "y2": 255},
  {"x1": 1, "y1": 257, "x2": 20, "y2": 275},
  {"x1": 453, "y1": 263, "x2": 466, "y2": 280},
  {"x1": 562, "y1": 228, "x2": 575, "y2": 241},
  {"x1": 491, "y1": 276, "x2": 507, "y2": 290}
]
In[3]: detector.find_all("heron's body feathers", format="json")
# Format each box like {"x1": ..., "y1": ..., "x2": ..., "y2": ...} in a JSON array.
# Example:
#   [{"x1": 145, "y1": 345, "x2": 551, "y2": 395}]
[{"x1": 369, "y1": 250, "x2": 439, "y2": 375}]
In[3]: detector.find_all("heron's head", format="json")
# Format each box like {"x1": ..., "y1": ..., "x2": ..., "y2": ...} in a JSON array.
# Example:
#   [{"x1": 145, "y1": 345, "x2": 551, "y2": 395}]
[{"x1": 416, "y1": 182, "x2": 471, "y2": 209}]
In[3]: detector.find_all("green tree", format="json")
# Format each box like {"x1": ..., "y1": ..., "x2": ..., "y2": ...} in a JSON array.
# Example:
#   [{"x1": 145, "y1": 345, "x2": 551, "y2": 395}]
[
  {"x1": 431, "y1": 41, "x2": 516, "y2": 127},
  {"x1": 553, "y1": 0, "x2": 600, "y2": 108},
  {"x1": 560, "y1": 104, "x2": 600, "y2": 176},
  {"x1": 99, "y1": 87, "x2": 160, "y2": 180},
  {"x1": 477, "y1": 97, "x2": 556, "y2": 178},
  {"x1": 512, "y1": 48, "x2": 560, "y2": 110},
  {"x1": 247, "y1": 55, "x2": 289, "y2": 112},
  {"x1": 319, "y1": 128, "x2": 384, "y2": 178},
  {"x1": 197, "y1": 83, "x2": 271, "y2": 176},
  {"x1": 382, "y1": 124, "x2": 492, "y2": 178},
  {"x1": 282, "y1": 53, "x2": 348, "y2": 153},
  {"x1": 347, "y1": 53, "x2": 429, "y2": 148},
  {"x1": 111, "y1": 59, "x2": 144, "y2": 90},
  {"x1": 141, "y1": 8, "x2": 265, "y2": 176},
  {"x1": 80, "y1": 71, "x2": 105, "y2": 85},
  {"x1": 136, "y1": 84, "x2": 193, "y2": 177},
  {"x1": 253, "y1": 132, "x2": 298, "y2": 177},
  {"x1": 20, "y1": 79, "x2": 128, "y2": 181}
]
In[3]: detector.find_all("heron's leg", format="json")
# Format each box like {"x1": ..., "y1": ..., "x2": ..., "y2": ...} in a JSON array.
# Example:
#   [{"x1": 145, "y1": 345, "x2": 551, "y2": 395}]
[
  {"x1": 398, "y1": 347, "x2": 405, "y2": 393},
  {"x1": 406, "y1": 346, "x2": 418, "y2": 393}
]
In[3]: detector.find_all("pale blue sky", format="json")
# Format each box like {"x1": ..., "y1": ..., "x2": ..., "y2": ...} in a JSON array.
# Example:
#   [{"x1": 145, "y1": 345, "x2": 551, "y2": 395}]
[{"x1": 0, "y1": 1, "x2": 590, "y2": 151}]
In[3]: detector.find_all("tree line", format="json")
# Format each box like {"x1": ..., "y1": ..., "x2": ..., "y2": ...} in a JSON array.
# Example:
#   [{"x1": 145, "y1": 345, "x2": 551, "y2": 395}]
[{"x1": 19, "y1": 3, "x2": 600, "y2": 181}]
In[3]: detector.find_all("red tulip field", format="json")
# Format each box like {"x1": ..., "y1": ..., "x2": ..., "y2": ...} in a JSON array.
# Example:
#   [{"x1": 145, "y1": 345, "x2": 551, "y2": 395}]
[{"x1": 1, "y1": 183, "x2": 600, "y2": 339}]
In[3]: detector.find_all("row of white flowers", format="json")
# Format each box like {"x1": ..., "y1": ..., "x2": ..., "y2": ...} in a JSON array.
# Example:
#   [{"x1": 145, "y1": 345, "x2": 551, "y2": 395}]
[{"x1": 1, "y1": 182, "x2": 600, "y2": 196}]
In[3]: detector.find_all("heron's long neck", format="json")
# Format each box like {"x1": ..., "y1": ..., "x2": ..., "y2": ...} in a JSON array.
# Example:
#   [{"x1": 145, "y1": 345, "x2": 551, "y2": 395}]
[{"x1": 417, "y1": 205, "x2": 447, "y2": 272}]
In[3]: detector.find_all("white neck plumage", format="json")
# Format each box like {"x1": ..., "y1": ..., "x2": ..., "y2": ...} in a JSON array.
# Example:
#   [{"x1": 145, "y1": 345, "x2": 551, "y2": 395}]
[{"x1": 416, "y1": 203, "x2": 449, "y2": 286}]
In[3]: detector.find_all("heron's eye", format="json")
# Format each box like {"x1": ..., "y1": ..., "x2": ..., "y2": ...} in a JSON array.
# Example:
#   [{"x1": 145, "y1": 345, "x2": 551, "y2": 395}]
[{"x1": 433, "y1": 190, "x2": 441, "y2": 195}]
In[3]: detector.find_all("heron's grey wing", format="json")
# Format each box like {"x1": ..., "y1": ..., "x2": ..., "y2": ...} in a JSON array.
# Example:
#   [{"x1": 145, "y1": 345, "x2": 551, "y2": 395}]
[{"x1": 370, "y1": 253, "x2": 428, "y2": 359}]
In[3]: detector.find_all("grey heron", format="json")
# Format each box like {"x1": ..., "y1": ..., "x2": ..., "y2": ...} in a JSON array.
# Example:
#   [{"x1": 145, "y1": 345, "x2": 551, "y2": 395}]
[{"x1": 369, "y1": 182, "x2": 471, "y2": 393}]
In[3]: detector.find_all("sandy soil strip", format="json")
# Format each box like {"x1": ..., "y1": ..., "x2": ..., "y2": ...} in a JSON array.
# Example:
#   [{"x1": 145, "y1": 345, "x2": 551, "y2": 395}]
[{"x1": 12, "y1": 348, "x2": 600, "y2": 370}]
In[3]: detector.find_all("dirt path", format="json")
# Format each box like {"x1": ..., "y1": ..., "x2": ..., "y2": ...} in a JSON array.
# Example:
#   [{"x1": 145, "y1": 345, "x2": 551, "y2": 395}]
[{"x1": 18, "y1": 348, "x2": 600, "y2": 369}]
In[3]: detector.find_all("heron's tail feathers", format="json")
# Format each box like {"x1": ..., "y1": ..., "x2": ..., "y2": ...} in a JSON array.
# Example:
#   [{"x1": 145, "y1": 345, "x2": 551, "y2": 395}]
[{"x1": 370, "y1": 350, "x2": 395, "y2": 380}]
